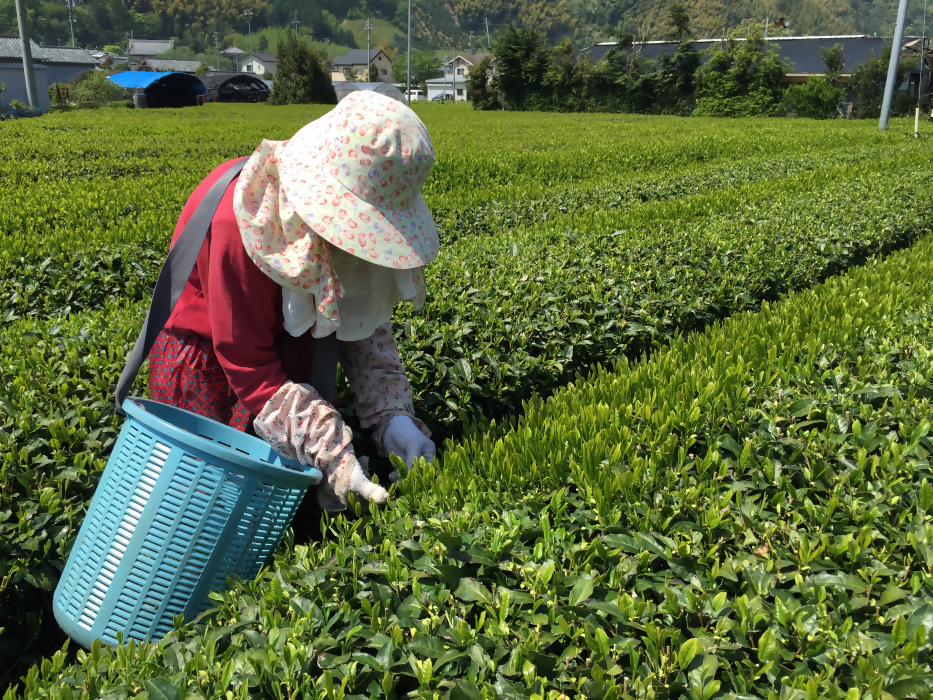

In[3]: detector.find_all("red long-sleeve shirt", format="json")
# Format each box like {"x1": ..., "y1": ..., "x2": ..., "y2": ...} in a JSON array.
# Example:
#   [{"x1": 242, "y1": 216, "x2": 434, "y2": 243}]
[{"x1": 165, "y1": 159, "x2": 289, "y2": 415}]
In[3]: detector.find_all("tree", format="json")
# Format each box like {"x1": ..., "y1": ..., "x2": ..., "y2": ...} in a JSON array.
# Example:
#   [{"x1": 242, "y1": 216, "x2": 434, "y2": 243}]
[
  {"x1": 390, "y1": 50, "x2": 442, "y2": 93},
  {"x1": 820, "y1": 43, "x2": 845, "y2": 77},
  {"x1": 368, "y1": 62, "x2": 379, "y2": 81},
  {"x1": 693, "y1": 26, "x2": 789, "y2": 117},
  {"x1": 268, "y1": 34, "x2": 337, "y2": 105},
  {"x1": 848, "y1": 42, "x2": 912, "y2": 118},
  {"x1": 73, "y1": 71, "x2": 122, "y2": 104},
  {"x1": 785, "y1": 42, "x2": 844, "y2": 118},
  {"x1": 666, "y1": 2, "x2": 690, "y2": 42},
  {"x1": 492, "y1": 24, "x2": 551, "y2": 110},
  {"x1": 257, "y1": 35, "x2": 269, "y2": 52},
  {"x1": 466, "y1": 55, "x2": 499, "y2": 110}
]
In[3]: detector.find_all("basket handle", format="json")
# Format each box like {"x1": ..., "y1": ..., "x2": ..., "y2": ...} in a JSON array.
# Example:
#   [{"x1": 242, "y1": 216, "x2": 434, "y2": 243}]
[{"x1": 114, "y1": 158, "x2": 248, "y2": 415}]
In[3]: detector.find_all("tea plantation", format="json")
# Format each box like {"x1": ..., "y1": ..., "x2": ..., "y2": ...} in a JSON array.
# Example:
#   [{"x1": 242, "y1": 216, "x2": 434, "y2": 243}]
[{"x1": 2, "y1": 105, "x2": 933, "y2": 699}]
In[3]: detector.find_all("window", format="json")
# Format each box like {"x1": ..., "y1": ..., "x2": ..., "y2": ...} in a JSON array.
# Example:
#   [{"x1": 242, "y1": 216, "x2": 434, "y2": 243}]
[
  {"x1": 457, "y1": 88, "x2": 463, "y2": 96},
  {"x1": 456, "y1": 68, "x2": 464, "y2": 75},
  {"x1": 245, "y1": 63, "x2": 252, "y2": 72},
  {"x1": 381, "y1": 69, "x2": 387, "y2": 75}
]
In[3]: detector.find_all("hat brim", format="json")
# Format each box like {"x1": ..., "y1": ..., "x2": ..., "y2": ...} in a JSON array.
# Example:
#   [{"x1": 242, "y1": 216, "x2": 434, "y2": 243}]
[{"x1": 280, "y1": 122, "x2": 439, "y2": 270}]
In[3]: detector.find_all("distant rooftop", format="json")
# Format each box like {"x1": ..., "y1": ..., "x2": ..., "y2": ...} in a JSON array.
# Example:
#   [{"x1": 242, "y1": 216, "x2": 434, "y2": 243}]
[
  {"x1": 332, "y1": 48, "x2": 388, "y2": 65},
  {"x1": 128, "y1": 38, "x2": 174, "y2": 56},
  {"x1": 0, "y1": 36, "x2": 98, "y2": 64},
  {"x1": 139, "y1": 58, "x2": 201, "y2": 72}
]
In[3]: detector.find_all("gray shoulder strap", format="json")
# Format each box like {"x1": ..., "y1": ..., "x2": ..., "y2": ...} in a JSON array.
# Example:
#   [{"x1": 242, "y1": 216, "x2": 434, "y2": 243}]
[{"x1": 115, "y1": 158, "x2": 248, "y2": 414}]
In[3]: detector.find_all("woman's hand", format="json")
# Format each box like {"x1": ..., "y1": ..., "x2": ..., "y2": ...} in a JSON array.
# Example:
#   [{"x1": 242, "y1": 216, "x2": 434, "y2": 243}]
[
  {"x1": 383, "y1": 415, "x2": 436, "y2": 481},
  {"x1": 316, "y1": 455, "x2": 388, "y2": 512}
]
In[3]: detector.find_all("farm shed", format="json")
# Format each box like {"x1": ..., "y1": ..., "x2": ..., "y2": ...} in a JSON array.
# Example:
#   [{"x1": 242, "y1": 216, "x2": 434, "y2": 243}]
[
  {"x1": 109, "y1": 71, "x2": 207, "y2": 108},
  {"x1": 581, "y1": 34, "x2": 929, "y2": 88},
  {"x1": 333, "y1": 81, "x2": 406, "y2": 103},
  {"x1": 0, "y1": 36, "x2": 100, "y2": 109},
  {"x1": 199, "y1": 71, "x2": 270, "y2": 102}
]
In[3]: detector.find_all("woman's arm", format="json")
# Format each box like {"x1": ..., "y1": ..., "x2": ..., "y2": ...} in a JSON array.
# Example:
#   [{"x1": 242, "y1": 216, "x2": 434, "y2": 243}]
[{"x1": 339, "y1": 322, "x2": 432, "y2": 454}]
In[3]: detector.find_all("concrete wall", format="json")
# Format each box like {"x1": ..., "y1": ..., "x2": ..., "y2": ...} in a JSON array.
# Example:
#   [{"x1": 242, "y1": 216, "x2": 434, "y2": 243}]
[{"x1": 0, "y1": 61, "x2": 51, "y2": 110}]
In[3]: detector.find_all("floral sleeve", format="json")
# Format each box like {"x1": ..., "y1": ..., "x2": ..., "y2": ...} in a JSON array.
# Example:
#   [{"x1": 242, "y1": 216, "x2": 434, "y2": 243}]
[
  {"x1": 339, "y1": 322, "x2": 431, "y2": 455},
  {"x1": 252, "y1": 381, "x2": 358, "y2": 489}
]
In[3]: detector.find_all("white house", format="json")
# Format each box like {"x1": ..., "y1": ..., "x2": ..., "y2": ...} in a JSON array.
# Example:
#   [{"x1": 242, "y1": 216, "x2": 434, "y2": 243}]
[
  {"x1": 425, "y1": 76, "x2": 469, "y2": 101},
  {"x1": 429, "y1": 53, "x2": 493, "y2": 101},
  {"x1": 331, "y1": 48, "x2": 392, "y2": 81},
  {"x1": 241, "y1": 52, "x2": 276, "y2": 76}
]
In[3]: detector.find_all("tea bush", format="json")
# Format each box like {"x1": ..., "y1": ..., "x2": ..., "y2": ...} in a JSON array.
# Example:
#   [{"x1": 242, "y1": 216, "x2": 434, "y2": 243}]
[
  {"x1": 1, "y1": 106, "x2": 932, "y2": 688},
  {"x1": 11, "y1": 227, "x2": 933, "y2": 700}
]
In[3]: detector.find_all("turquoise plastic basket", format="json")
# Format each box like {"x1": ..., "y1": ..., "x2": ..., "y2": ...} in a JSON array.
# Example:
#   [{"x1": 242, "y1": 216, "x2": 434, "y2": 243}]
[{"x1": 53, "y1": 398, "x2": 322, "y2": 648}]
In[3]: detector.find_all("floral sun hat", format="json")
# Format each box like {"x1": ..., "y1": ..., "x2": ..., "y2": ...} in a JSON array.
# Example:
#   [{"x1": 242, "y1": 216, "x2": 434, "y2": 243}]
[{"x1": 233, "y1": 90, "x2": 438, "y2": 338}]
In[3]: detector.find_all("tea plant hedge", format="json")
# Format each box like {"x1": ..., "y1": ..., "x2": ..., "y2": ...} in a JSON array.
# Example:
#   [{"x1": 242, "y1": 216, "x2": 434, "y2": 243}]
[
  {"x1": 11, "y1": 221, "x2": 933, "y2": 700},
  {"x1": 1, "y1": 106, "x2": 932, "y2": 690}
]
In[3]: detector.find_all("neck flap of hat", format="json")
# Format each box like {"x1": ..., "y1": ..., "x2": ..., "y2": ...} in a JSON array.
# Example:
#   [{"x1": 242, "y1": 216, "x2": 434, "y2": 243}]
[{"x1": 233, "y1": 137, "x2": 428, "y2": 339}]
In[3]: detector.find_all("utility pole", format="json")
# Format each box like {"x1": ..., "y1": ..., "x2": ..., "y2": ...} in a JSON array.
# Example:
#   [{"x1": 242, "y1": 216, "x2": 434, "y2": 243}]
[
  {"x1": 444, "y1": 53, "x2": 449, "y2": 103},
  {"x1": 764, "y1": 15, "x2": 769, "y2": 38},
  {"x1": 66, "y1": 0, "x2": 75, "y2": 47},
  {"x1": 214, "y1": 32, "x2": 219, "y2": 70},
  {"x1": 469, "y1": 31, "x2": 473, "y2": 53},
  {"x1": 485, "y1": 14, "x2": 491, "y2": 49},
  {"x1": 364, "y1": 17, "x2": 371, "y2": 81},
  {"x1": 406, "y1": 0, "x2": 412, "y2": 104},
  {"x1": 14, "y1": 0, "x2": 38, "y2": 107},
  {"x1": 879, "y1": 0, "x2": 909, "y2": 130},
  {"x1": 245, "y1": 10, "x2": 253, "y2": 56},
  {"x1": 292, "y1": 11, "x2": 299, "y2": 40}
]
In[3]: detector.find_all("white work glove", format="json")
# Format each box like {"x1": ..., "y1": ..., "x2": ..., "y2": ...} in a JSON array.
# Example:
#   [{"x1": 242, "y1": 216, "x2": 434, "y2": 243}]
[
  {"x1": 316, "y1": 455, "x2": 389, "y2": 513},
  {"x1": 383, "y1": 415, "x2": 436, "y2": 482}
]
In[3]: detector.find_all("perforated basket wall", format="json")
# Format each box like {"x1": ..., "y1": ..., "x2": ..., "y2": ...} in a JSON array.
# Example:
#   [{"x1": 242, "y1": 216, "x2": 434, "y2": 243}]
[{"x1": 53, "y1": 398, "x2": 320, "y2": 648}]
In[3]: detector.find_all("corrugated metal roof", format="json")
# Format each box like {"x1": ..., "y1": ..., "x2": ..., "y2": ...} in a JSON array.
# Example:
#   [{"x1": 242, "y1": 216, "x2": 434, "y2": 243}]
[
  {"x1": 582, "y1": 34, "x2": 921, "y2": 74},
  {"x1": 128, "y1": 39, "x2": 174, "y2": 56},
  {"x1": 0, "y1": 36, "x2": 97, "y2": 64},
  {"x1": 36, "y1": 45, "x2": 99, "y2": 64},
  {"x1": 332, "y1": 49, "x2": 388, "y2": 65},
  {"x1": 139, "y1": 58, "x2": 201, "y2": 72},
  {"x1": 244, "y1": 52, "x2": 276, "y2": 62}
]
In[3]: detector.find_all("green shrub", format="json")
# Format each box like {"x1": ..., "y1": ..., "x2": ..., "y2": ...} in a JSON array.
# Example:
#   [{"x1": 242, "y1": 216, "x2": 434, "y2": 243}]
[
  {"x1": 1, "y1": 109, "x2": 931, "y2": 684},
  {"x1": 12, "y1": 228, "x2": 933, "y2": 700},
  {"x1": 785, "y1": 77, "x2": 844, "y2": 119}
]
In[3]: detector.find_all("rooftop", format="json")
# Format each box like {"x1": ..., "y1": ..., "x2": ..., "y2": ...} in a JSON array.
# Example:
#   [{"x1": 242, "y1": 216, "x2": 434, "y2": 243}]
[
  {"x1": 244, "y1": 52, "x2": 276, "y2": 62},
  {"x1": 139, "y1": 58, "x2": 201, "y2": 72},
  {"x1": 0, "y1": 36, "x2": 99, "y2": 64},
  {"x1": 332, "y1": 48, "x2": 388, "y2": 65},
  {"x1": 127, "y1": 38, "x2": 174, "y2": 56},
  {"x1": 582, "y1": 34, "x2": 926, "y2": 74}
]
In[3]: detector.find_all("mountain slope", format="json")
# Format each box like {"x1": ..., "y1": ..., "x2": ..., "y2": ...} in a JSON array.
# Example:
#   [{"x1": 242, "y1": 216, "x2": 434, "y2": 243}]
[{"x1": 0, "y1": 0, "x2": 923, "y2": 60}]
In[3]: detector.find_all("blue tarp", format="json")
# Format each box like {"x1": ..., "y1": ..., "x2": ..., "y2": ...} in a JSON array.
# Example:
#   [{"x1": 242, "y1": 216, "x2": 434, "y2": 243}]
[{"x1": 108, "y1": 71, "x2": 179, "y2": 89}]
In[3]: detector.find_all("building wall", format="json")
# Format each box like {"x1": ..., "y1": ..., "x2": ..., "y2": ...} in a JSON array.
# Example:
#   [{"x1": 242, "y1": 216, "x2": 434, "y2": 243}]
[
  {"x1": 426, "y1": 78, "x2": 469, "y2": 101},
  {"x1": 337, "y1": 53, "x2": 392, "y2": 80},
  {"x1": 243, "y1": 60, "x2": 273, "y2": 75},
  {"x1": 0, "y1": 62, "x2": 51, "y2": 109},
  {"x1": 45, "y1": 63, "x2": 94, "y2": 86}
]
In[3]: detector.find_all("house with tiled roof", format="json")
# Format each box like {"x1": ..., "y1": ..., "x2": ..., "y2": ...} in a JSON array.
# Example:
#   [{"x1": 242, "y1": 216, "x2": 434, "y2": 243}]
[{"x1": 331, "y1": 48, "x2": 392, "y2": 81}]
